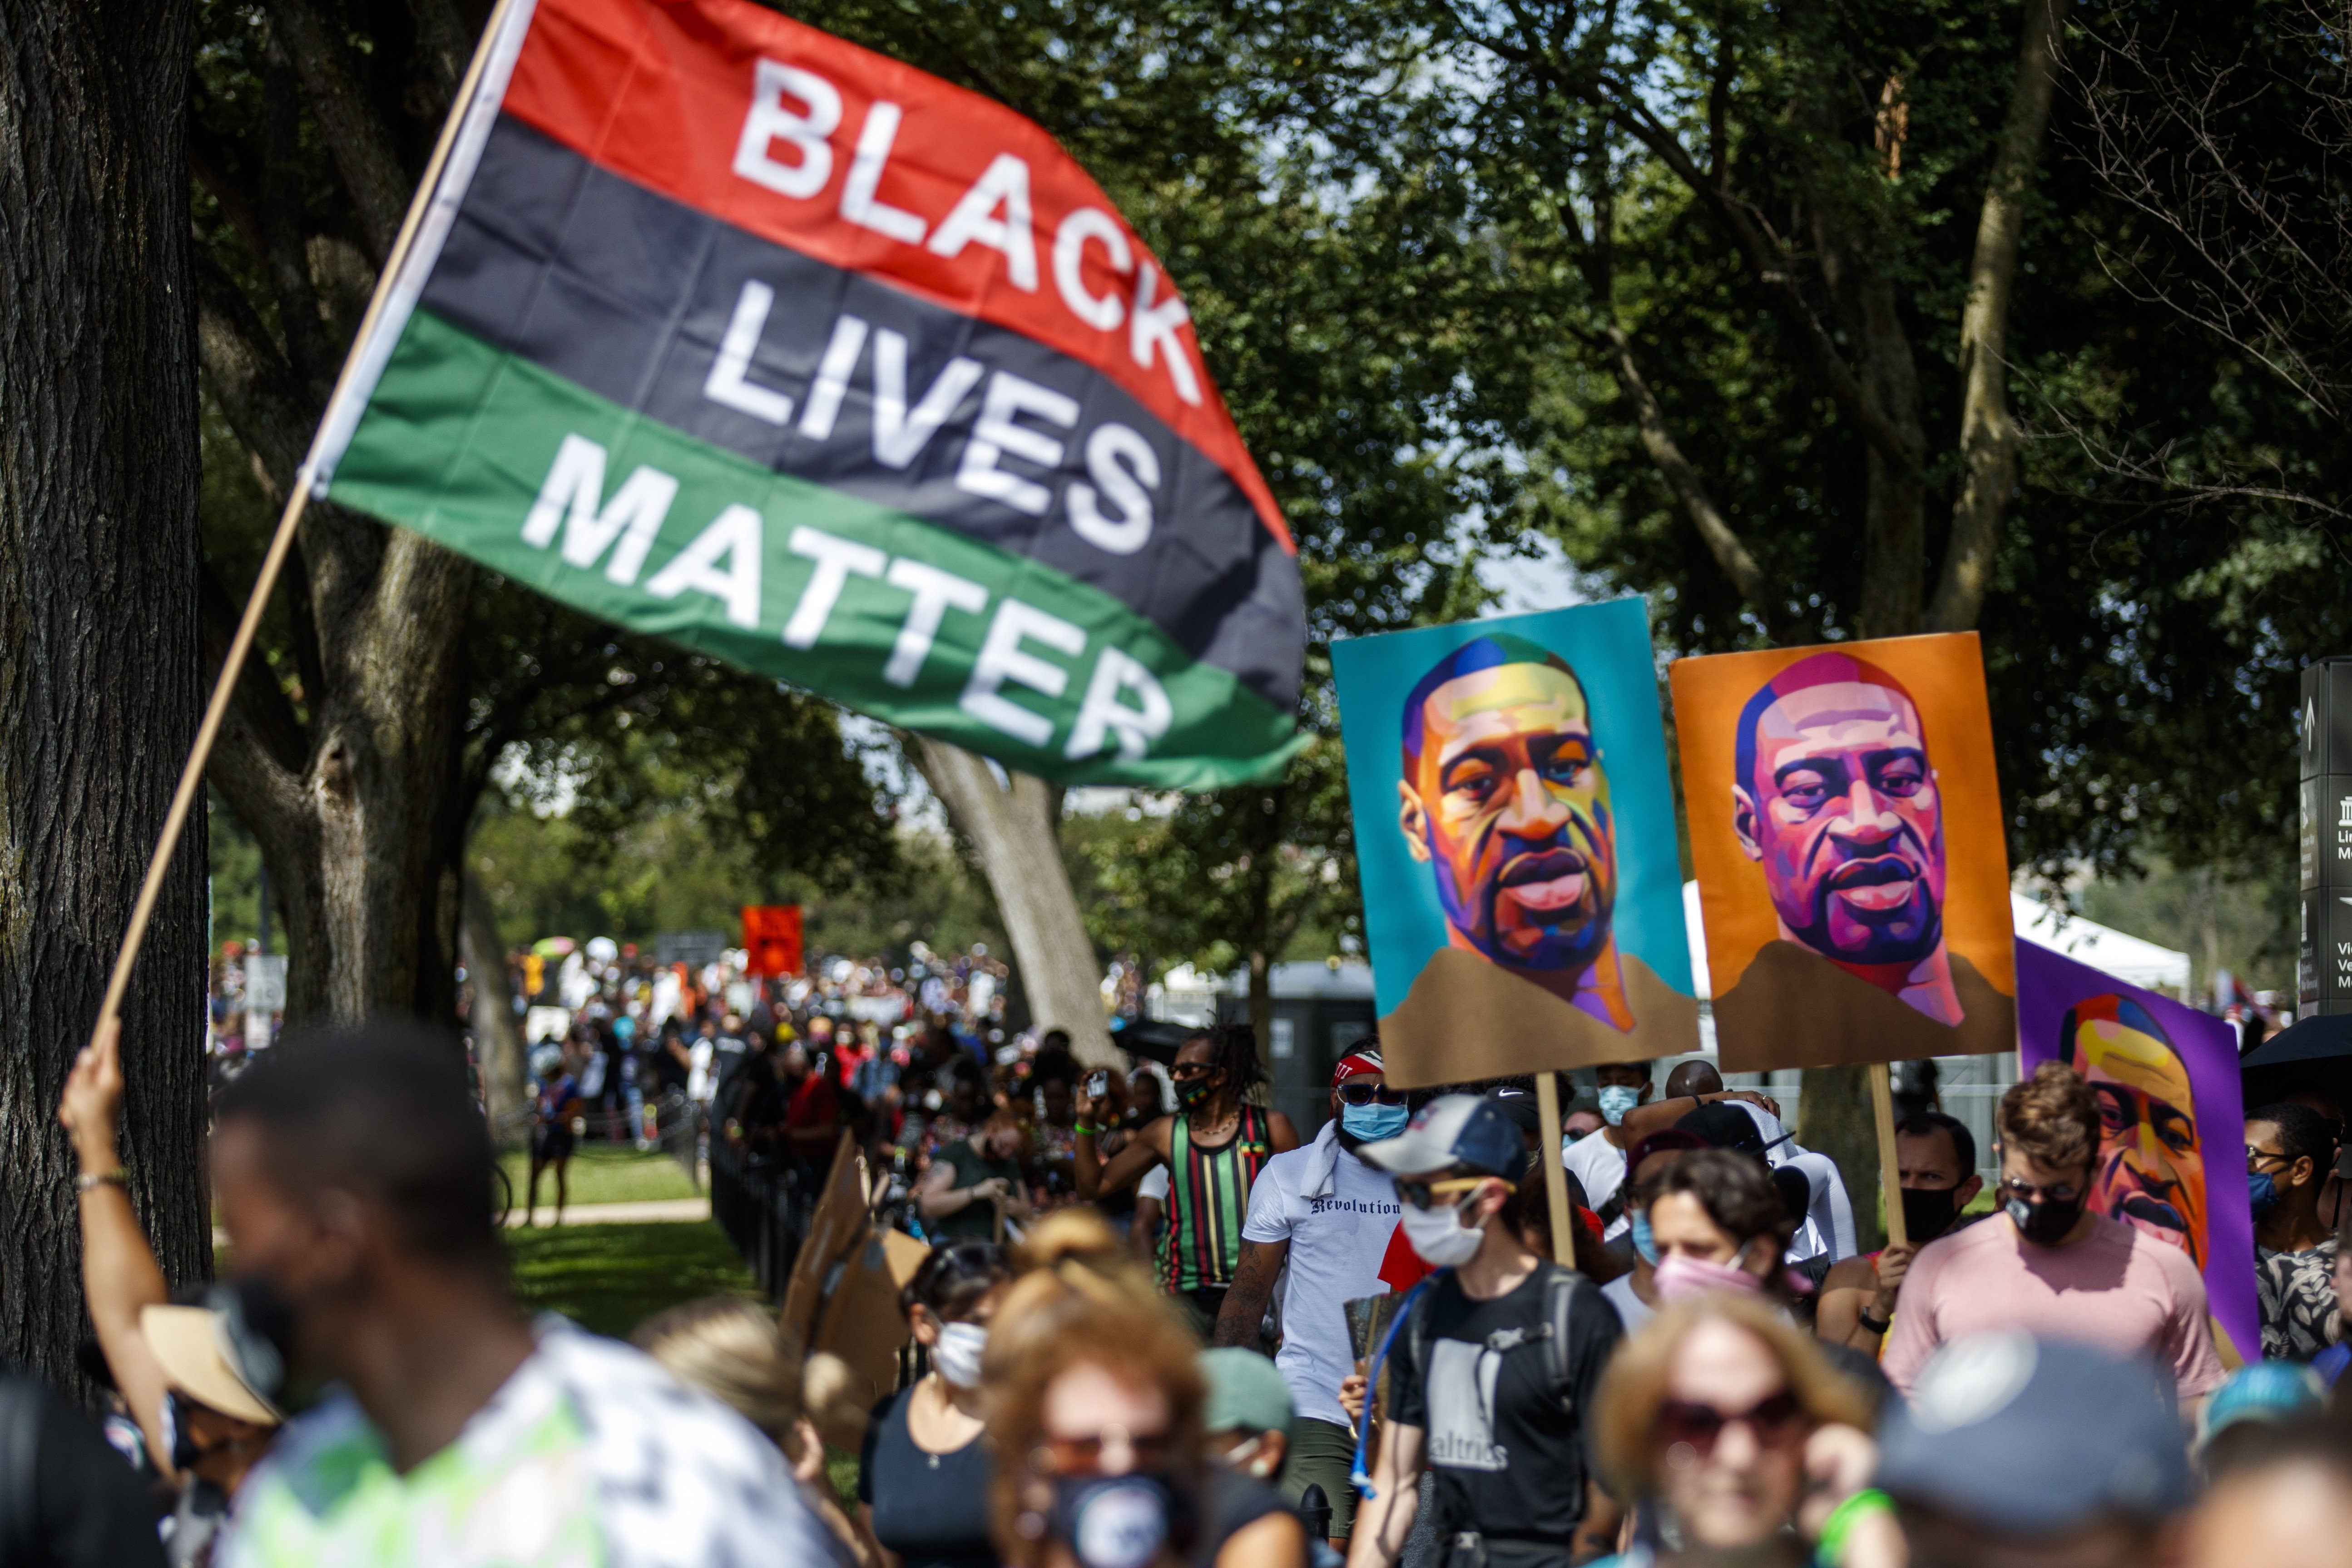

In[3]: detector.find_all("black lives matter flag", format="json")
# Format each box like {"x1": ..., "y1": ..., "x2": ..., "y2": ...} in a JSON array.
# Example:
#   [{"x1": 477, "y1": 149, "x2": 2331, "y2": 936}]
[{"x1": 306, "y1": 0, "x2": 1303, "y2": 786}]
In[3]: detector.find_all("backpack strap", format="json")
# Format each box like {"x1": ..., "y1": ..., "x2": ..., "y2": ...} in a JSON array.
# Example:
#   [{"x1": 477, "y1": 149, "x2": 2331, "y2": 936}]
[{"x1": 1471, "y1": 1264, "x2": 1581, "y2": 1411}]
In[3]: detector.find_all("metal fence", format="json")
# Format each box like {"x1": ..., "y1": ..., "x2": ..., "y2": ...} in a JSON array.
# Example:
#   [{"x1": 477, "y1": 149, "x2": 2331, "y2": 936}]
[{"x1": 708, "y1": 1137, "x2": 813, "y2": 1299}]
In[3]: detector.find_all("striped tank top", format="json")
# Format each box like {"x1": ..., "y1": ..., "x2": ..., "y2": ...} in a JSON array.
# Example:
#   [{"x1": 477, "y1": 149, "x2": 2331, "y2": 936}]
[{"x1": 1160, "y1": 1104, "x2": 1273, "y2": 1292}]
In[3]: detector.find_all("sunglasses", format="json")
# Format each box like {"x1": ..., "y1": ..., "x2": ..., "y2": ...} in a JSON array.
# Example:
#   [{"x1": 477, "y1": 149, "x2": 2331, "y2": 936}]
[
  {"x1": 1035, "y1": 1426, "x2": 1174, "y2": 1474},
  {"x1": 1337, "y1": 1082, "x2": 1408, "y2": 1107},
  {"x1": 1169, "y1": 1063, "x2": 1217, "y2": 1082},
  {"x1": 1655, "y1": 1390, "x2": 1807, "y2": 1457},
  {"x1": 1396, "y1": 1176, "x2": 1490, "y2": 1211}
]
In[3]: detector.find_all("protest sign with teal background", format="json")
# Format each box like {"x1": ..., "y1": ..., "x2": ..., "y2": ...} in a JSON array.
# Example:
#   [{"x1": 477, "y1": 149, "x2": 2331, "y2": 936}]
[{"x1": 1331, "y1": 599, "x2": 1697, "y2": 1086}]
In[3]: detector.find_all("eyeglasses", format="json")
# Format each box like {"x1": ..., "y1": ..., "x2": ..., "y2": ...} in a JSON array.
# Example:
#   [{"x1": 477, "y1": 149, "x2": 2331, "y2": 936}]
[
  {"x1": 1998, "y1": 1176, "x2": 2080, "y2": 1205},
  {"x1": 2248, "y1": 1145, "x2": 2296, "y2": 1172},
  {"x1": 1654, "y1": 1391, "x2": 1807, "y2": 1458},
  {"x1": 1035, "y1": 1425, "x2": 1174, "y2": 1475},
  {"x1": 1337, "y1": 1082, "x2": 1408, "y2": 1107},
  {"x1": 1169, "y1": 1063, "x2": 1216, "y2": 1082},
  {"x1": 1396, "y1": 1176, "x2": 1491, "y2": 1211}
]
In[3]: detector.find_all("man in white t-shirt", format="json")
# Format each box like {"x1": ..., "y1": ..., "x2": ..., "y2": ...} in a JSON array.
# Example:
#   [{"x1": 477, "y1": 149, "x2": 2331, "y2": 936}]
[
  {"x1": 1559, "y1": 1059, "x2": 1655, "y2": 1239},
  {"x1": 1215, "y1": 1049, "x2": 1403, "y2": 1547}
]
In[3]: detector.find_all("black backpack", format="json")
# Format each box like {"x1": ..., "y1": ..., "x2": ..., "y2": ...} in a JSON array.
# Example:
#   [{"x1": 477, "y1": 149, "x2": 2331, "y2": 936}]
[{"x1": 1399, "y1": 1261, "x2": 1589, "y2": 1415}]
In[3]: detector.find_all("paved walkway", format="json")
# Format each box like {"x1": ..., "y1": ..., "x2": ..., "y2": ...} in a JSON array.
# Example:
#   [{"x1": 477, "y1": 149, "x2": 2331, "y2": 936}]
[{"x1": 503, "y1": 1197, "x2": 710, "y2": 1228}]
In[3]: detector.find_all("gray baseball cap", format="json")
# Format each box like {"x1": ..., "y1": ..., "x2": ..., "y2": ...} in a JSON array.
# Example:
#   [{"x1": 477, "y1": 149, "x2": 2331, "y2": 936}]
[{"x1": 1877, "y1": 1334, "x2": 2194, "y2": 1533}]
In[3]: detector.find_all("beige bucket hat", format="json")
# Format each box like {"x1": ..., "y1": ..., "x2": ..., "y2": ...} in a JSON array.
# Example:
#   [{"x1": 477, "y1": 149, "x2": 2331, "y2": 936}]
[{"x1": 139, "y1": 1305, "x2": 282, "y2": 1426}]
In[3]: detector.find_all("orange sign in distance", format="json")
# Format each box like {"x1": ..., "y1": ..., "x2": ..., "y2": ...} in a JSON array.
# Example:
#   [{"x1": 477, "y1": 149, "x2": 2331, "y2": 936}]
[{"x1": 741, "y1": 905, "x2": 804, "y2": 978}]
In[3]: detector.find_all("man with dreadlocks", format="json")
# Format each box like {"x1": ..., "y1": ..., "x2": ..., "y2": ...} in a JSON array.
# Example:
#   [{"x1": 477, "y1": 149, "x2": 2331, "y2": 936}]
[{"x1": 1074, "y1": 1024, "x2": 1300, "y2": 1332}]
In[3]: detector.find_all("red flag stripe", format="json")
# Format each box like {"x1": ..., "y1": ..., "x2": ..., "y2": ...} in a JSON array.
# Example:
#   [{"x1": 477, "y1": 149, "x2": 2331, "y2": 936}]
[{"x1": 500, "y1": 0, "x2": 1292, "y2": 554}]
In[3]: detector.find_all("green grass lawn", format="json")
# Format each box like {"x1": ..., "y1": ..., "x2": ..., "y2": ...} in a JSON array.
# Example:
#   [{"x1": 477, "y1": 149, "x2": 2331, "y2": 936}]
[
  {"x1": 500, "y1": 1143, "x2": 699, "y2": 1210},
  {"x1": 506, "y1": 1219, "x2": 759, "y2": 1339}
]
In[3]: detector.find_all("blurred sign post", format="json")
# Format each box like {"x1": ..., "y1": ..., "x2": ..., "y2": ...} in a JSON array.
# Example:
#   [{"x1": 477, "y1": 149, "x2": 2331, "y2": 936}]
[
  {"x1": 2300, "y1": 658, "x2": 2352, "y2": 1015},
  {"x1": 243, "y1": 953, "x2": 287, "y2": 1050}
]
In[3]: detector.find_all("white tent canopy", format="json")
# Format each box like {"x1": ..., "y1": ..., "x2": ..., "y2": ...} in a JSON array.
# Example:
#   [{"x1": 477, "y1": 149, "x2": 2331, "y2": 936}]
[{"x1": 1680, "y1": 880, "x2": 2191, "y2": 999}]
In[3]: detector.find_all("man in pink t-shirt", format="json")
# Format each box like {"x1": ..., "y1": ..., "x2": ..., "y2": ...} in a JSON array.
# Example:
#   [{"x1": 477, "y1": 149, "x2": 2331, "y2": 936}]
[{"x1": 1883, "y1": 1061, "x2": 2224, "y2": 1412}]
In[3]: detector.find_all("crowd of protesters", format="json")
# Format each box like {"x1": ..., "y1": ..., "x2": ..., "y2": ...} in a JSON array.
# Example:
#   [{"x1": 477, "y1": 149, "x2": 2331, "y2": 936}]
[{"x1": 26, "y1": 982, "x2": 2352, "y2": 1567}]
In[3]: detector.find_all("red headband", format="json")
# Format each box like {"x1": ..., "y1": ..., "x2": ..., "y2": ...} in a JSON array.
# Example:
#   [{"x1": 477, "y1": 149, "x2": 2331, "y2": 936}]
[{"x1": 1332, "y1": 1049, "x2": 1384, "y2": 1087}]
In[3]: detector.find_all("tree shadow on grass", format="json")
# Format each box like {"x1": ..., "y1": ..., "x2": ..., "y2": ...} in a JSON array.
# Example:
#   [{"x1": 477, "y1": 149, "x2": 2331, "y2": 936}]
[{"x1": 506, "y1": 1220, "x2": 761, "y2": 1340}]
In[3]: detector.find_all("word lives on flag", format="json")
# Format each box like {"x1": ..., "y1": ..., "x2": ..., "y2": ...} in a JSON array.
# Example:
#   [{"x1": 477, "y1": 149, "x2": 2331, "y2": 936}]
[{"x1": 304, "y1": 0, "x2": 1304, "y2": 787}]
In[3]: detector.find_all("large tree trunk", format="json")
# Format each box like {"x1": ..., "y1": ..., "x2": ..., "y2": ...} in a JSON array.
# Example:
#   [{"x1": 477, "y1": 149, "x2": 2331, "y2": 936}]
[
  {"x1": 463, "y1": 871, "x2": 527, "y2": 1144},
  {"x1": 0, "y1": 0, "x2": 211, "y2": 1389},
  {"x1": 913, "y1": 739, "x2": 1116, "y2": 1067},
  {"x1": 203, "y1": 519, "x2": 475, "y2": 1025}
]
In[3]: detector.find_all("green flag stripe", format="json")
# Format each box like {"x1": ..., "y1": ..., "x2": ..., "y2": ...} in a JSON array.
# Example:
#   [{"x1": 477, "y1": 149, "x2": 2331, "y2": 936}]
[{"x1": 326, "y1": 309, "x2": 1304, "y2": 788}]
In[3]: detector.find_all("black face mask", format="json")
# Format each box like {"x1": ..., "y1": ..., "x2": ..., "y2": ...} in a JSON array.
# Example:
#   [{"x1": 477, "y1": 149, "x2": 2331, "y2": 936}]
[
  {"x1": 208, "y1": 1276, "x2": 295, "y2": 1404},
  {"x1": 1046, "y1": 1474, "x2": 1196, "y2": 1568},
  {"x1": 1900, "y1": 1184, "x2": 1961, "y2": 1242},
  {"x1": 2005, "y1": 1191, "x2": 2085, "y2": 1246},
  {"x1": 1174, "y1": 1074, "x2": 1217, "y2": 1111}
]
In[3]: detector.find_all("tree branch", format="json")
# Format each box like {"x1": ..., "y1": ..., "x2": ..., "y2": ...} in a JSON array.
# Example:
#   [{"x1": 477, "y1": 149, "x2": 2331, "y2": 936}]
[
  {"x1": 1594, "y1": 324, "x2": 1781, "y2": 628},
  {"x1": 1597, "y1": 86, "x2": 1922, "y2": 476},
  {"x1": 1931, "y1": 0, "x2": 2071, "y2": 633},
  {"x1": 194, "y1": 247, "x2": 313, "y2": 486},
  {"x1": 264, "y1": 0, "x2": 413, "y2": 262}
]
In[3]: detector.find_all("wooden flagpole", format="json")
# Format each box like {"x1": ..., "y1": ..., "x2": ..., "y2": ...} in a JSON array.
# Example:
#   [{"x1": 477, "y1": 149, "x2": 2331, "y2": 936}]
[
  {"x1": 1870, "y1": 1061, "x2": 1909, "y2": 1250},
  {"x1": 85, "y1": 0, "x2": 523, "y2": 1054},
  {"x1": 1535, "y1": 1072, "x2": 1575, "y2": 1266}
]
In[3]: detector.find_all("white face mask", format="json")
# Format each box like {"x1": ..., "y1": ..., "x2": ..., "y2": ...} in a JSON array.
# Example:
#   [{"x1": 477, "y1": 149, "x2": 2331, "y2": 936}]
[
  {"x1": 1398, "y1": 1195, "x2": 1485, "y2": 1268},
  {"x1": 932, "y1": 1321, "x2": 988, "y2": 1388}
]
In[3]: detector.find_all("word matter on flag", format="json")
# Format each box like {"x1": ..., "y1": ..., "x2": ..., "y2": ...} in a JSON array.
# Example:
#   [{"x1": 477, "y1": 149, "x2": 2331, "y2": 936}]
[{"x1": 304, "y1": 0, "x2": 1303, "y2": 788}]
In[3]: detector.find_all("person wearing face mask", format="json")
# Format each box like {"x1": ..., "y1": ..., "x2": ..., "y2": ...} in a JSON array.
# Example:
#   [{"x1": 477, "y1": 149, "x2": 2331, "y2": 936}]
[
  {"x1": 986, "y1": 1256, "x2": 1295, "y2": 1568},
  {"x1": 1815, "y1": 1111, "x2": 1983, "y2": 1353},
  {"x1": 1598, "y1": 1131, "x2": 1708, "y2": 1336},
  {"x1": 1881, "y1": 1062, "x2": 2224, "y2": 1418},
  {"x1": 59, "y1": 1016, "x2": 281, "y2": 1567},
  {"x1": 1347, "y1": 1096, "x2": 1625, "y2": 1568},
  {"x1": 1076, "y1": 1025, "x2": 1301, "y2": 1330},
  {"x1": 2248, "y1": 1103, "x2": 2342, "y2": 1362},
  {"x1": 1213, "y1": 1050, "x2": 1406, "y2": 1549},
  {"x1": 1198, "y1": 1350, "x2": 1318, "y2": 1567},
  {"x1": 1559, "y1": 1060, "x2": 1655, "y2": 1240},
  {"x1": 207, "y1": 1024, "x2": 838, "y2": 1567},
  {"x1": 1642, "y1": 1149, "x2": 1794, "y2": 1306},
  {"x1": 859, "y1": 1242, "x2": 1013, "y2": 1568}
]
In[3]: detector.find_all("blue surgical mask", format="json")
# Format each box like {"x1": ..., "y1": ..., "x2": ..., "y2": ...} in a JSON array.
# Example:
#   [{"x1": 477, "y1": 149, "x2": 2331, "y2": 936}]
[
  {"x1": 2250, "y1": 1169, "x2": 2281, "y2": 1220},
  {"x1": 1597, "y1": 1085, "x2": 1641, "y2": 1127},
  {"x1": 1342, "y1": 1101, "x2": 1409, "y2": 1142},
  {"x1": 1630, "y1": 1209, "x2": 1659, "y2": 1266}
]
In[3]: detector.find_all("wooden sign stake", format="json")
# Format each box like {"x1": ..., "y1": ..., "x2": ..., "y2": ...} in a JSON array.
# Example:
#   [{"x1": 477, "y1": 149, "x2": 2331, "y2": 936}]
[
  {"x1": 1870, "y1": 1061, "x2": 1908, "y2": 1250},
  {"x1": 1535, "y1": 1073, "x2": 1575, "y2": 1266}
]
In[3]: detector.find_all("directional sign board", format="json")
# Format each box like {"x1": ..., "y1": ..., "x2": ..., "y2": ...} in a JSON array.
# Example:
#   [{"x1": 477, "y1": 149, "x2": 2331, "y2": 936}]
[{"x1": 2299, "y1": 659, "x2": 2352, "y2": 1014}]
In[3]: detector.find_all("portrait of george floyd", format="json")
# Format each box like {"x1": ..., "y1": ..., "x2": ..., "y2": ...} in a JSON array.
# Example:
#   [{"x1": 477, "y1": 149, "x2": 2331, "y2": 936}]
[
  {"x1": 1672, "y1": 632, "x2": 2016, "y2": 1072},
  {"x1": 2018, "y1": 937, "x2": 2257, "y2": 1366},
  {"x1": 1332, "y1": 599, "x2": 1698, "y2": 1088}
]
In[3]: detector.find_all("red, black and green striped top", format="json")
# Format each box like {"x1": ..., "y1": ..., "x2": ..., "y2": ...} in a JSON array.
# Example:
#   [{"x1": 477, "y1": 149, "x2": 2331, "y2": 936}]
[{"x1": 1159, "y1": 1104, "x2": 1274, "y2": 1292}]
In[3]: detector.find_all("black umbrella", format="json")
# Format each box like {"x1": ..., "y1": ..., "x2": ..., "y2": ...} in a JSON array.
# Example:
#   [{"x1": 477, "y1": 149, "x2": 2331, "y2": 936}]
[{"x1": 2240, "y1": 1013, "x2": 2352, "y2": 1117}]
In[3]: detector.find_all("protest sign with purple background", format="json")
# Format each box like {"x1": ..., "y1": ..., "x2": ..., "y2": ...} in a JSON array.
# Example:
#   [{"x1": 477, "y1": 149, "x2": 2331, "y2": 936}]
[{"x1": 2017, "y1": 936, "x2": 2258, "y2": 1366}]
